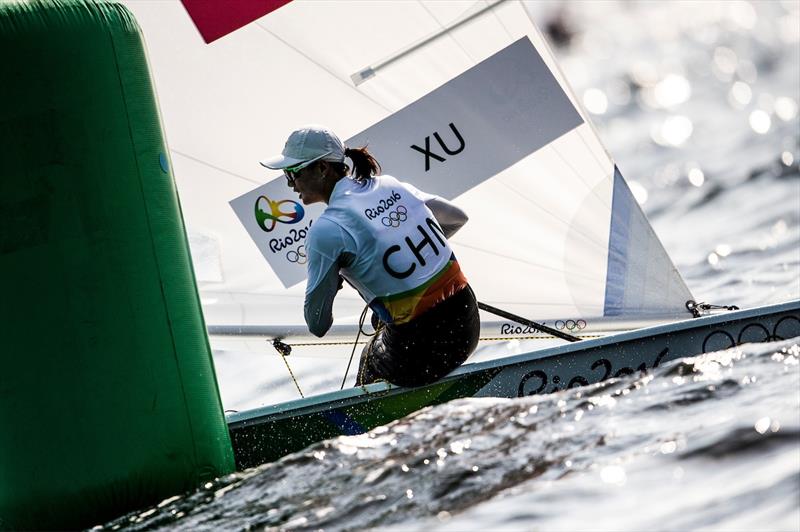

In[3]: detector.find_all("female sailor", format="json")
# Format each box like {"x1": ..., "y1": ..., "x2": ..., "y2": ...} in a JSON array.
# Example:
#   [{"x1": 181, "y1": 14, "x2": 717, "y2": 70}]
[{"x1": 261, "y1": 125, "x2": 479, "y2": 387}]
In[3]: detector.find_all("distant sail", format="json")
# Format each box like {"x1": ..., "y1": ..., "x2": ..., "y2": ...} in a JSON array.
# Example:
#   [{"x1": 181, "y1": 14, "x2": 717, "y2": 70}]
[{"x1": 122, "y1": 0, "x2": 693, "y2": 335}]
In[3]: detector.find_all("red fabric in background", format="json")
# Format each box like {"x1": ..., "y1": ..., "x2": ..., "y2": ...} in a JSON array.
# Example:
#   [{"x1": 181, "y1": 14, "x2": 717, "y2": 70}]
[{"x1": 180, "y1": 0, "x2": 292, "y2": 43}]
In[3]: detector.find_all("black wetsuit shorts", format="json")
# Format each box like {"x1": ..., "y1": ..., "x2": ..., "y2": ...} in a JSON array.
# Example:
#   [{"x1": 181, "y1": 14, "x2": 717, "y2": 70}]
[{"x1": 355, "y1": 285, "x2": 480, "y2": 388}]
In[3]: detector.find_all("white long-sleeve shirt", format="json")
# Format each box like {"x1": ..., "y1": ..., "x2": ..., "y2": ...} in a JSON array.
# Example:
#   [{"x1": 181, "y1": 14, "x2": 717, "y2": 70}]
[{"x1": 303, "y1": 176, "x2": 468, "y2": 337}]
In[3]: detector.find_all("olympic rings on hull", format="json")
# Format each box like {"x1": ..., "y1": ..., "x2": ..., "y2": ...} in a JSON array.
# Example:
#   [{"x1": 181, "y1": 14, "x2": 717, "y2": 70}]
[
  {"x1": 555, "y1": 319, "x2": 587, "y2": 331},
  {"x1": 286, "y1": 245, "x2": 307, "y2": 265},
  {"x1": 381, "y1": 205, "x2": 408, "y2": 228}
]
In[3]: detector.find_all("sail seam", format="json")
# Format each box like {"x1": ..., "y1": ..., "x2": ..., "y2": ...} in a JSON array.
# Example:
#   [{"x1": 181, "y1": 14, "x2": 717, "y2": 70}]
[
  {"x1": 493, "y1": 178, "x2": 608, "y2": 252},
  {"x1": 418, "y1": 0, "x2": 477, "y2": 63},
  {"x1": 456, "y1": 242, "x2": 603, "y2": 282},
  {"x1": 576, "y1": 127, "x2": 615, "y2": 174},
  {"x1": 488, "y1": 0, "x2": 516, "y2": 41},
  {"x1": 352, "y1": 0, "x2": 508, "y2": 84},
  {"x1": 253, "y1": 22, "x2": 393, "y2": 113},
  {"x1": 548, "y1": 142, "x2": 613, "y2": 211},
  {"x1": 171, "y1": 148, "x2": 262, "y2": 185}
]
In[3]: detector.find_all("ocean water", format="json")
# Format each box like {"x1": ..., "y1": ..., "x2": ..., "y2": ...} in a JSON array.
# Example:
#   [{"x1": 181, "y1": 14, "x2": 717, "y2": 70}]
[
  {"x1": 101, "y1": 1, "x2": 799, "y2": 530},
  {"x1": 104, "y1": 339, "x2": 800, "y2": 531}
]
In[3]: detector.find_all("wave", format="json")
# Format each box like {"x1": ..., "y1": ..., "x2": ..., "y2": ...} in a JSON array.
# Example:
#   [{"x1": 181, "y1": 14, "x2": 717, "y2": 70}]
[{"x1": 102, "y1": 338, "x2": 800, "y2": 531}]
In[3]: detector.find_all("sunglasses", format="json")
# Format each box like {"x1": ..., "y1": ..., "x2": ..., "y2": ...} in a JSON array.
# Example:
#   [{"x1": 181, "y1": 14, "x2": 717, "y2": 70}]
[{"x1": 284, "y1": 159, "x2": 317, "y2": 185}]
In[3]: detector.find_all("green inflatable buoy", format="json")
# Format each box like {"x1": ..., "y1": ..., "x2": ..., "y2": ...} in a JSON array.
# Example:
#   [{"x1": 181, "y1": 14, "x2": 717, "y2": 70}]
[{"x1": 0, "y1": 1, "x2": 235, "y2": 529}]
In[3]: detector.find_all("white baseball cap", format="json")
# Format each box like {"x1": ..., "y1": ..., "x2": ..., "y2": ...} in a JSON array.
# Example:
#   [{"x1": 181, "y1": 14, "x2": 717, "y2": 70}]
[{"x1": 259, "y1": 124, "x2": 346, "y2": 170}]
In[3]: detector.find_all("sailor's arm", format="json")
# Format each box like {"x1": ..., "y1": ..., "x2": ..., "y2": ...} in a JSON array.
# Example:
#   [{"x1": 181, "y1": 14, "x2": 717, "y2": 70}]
[
  {"x1": 303, "y1": 220, "x2": 352, "y2": 337},
  {"x1": 402, "y1": 180, "x2": 468, "y2": 238},
  {"x1": 304, "y1": 264, "x2": 339, "y2": 337},
  {"x1": 424, "y1": 196, "x2": 468, "y2": 238}
]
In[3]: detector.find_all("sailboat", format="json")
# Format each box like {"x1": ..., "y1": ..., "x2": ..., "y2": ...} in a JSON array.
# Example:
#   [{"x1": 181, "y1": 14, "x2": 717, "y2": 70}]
[{"x1": 121, "y1": 0, "x2": 800, "y2": 468}]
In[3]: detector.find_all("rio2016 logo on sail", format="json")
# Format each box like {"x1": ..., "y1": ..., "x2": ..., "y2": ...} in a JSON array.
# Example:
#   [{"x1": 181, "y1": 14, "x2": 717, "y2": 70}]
[
  {"x1": 254, "y1": 194, "x2": 304, "y2": 232},
  {"x1": 269, "y1": 221, "x2": 313, "y2": 255}
]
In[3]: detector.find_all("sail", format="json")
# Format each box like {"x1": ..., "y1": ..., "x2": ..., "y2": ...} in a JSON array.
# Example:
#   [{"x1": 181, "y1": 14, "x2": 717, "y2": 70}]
[{"x1": 120, "y1": 0, "x2": 693, "y2": 338}]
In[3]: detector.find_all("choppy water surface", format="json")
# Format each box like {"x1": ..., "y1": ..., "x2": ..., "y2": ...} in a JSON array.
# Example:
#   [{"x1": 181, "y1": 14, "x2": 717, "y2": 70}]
[
  {"x1": 106, "y1": 340, "x2": 800, "y2": 531},
  {"x1": 102, "y1": 1, "x2": 799, "y2": 530}
]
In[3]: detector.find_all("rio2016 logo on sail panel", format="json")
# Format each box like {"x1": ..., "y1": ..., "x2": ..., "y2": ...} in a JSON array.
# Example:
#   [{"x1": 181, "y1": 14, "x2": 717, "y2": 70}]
[{"x1": 254, "y1": 195, "x2": 304, "y2": 232}]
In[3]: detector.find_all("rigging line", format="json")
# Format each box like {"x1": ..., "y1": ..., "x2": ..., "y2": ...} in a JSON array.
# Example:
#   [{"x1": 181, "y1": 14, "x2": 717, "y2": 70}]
[
  {"x1": 491, "y1": 178, "x2": 608, "y2": 252},
  {"x1": 454, "y1": 242, "x2": 604, "y2": 282},
  {"x1": 275, "y1": 340, "x2": 367, "y2": 348},
  {"x1": 253, "y1": 22, "x2": 393, "y2": 114},
  {"x1": 171, "y1": 148, "x2": 262, "y2": 185},
  {"x1": 418, "y1": 0, "x2": 478, "y2": 64},
  {"x1": 341, "y1": 326, "x2": 362, "y2": 390},
  {"x1": 267, "y1": 333, "x2": 602, "y2": 349},
  {"x1": 277, "y1": 350, "x2": 304, "y2": 398},
  {"x1": 340, "y1": 305, "x2": 372, "y2": 389}
]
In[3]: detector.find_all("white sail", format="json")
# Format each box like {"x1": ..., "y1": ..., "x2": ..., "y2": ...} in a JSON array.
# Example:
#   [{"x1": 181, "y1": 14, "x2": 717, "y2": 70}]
[{"x1": 121, "y1": 0, "x2": 693, "y2": 341}]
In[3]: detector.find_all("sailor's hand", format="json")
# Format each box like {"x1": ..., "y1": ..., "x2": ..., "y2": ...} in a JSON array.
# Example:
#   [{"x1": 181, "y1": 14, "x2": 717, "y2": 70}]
[{"x1": 337, "y1": 275, "x2": 344, "y2": 291}]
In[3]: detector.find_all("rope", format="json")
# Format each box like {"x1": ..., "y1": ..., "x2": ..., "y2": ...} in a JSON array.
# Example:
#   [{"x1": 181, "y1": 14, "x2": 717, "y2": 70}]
[
  {"x1": 341, "y1": 305, "x2": 377, "y2": 389},
  {"x1": 272, "y1": 338, "x2": 304, "y2": 398},
  {"x1": 272, "y1": 303, "x2": 601, "y2": 392},
  {"x1": 283, "y1": 333, "x2": 601, "y2": 349},
  {"x1": 280, "y1": 354, "x2": 304, "y2": 398},
  {"x1": 270, "y1": 316, "x2": 601, "y2": 395}
]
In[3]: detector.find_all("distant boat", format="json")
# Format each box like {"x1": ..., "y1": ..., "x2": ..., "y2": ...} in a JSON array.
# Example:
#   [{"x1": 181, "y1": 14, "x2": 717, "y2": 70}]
[{"x1": 122, "y1": 0, "x2": 800, "y2": 469}]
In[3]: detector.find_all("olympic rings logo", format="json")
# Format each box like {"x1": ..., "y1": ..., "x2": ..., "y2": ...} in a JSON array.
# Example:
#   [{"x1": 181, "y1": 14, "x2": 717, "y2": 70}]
[
  {"x1": 701, "y1": 316, "x2": 800, "y2": 353},
  {"x1": 381, "y1": 205, "x2": 408, "y2": 228},
  {"x1": 555, "y1": 319, "x2": 587, "y2": 331},
  {"x1": 286, "y1": 245, "x2": 307, "y2": 264}
]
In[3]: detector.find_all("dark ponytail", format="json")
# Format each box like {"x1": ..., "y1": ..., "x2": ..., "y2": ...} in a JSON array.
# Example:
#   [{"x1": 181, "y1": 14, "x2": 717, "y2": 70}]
[{"x1": 344, "y1": 146, "x2": 381, "y2": 183}]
